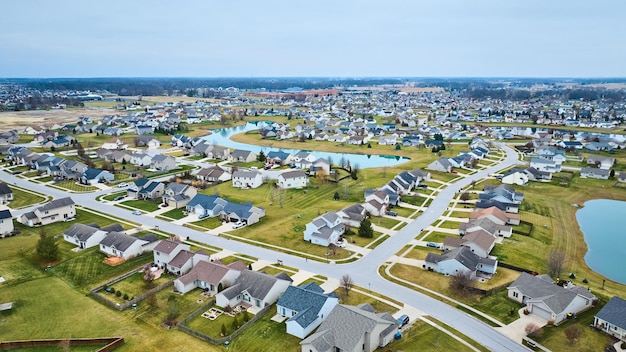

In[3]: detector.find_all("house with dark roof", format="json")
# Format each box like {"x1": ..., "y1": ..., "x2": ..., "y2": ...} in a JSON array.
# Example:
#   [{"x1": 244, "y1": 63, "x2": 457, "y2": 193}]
[
  {"x1": 185, "y1": 194, "x2": 265, "y2": 224},
  {"x1": 277, "y1": 282, "x2": 339, "y2": 338},
  {"x1": 300, "y1": 304, "x2": 398, "y2": 352},
  {"x1": 99, "y1": 232, "x2": 158, "y2": 260},
  {"x1": 196, "y1": 165, "x2": 231, "y2": 183},
  {"x1": 80, "y1": 168, "x2": 114, "y2": 185},
  {"x1": 229, "y1": 149, "x2": 257, "y2": 163},
  {"x1": 161, "y1": 183, "x2": 198, "y2": 208},
  {"x1": 215, "y1": 270, "x2": 292, "y2": 310},
  {"x1": 0, "y1": 182, "x2": 13, "y2": 204},
  {"x1": 586, "y1": 156, "x2": 615, "y2": 170},
  {"x1": 507, "y1": 272, "x2": 597, "y2": 324},
  {"x1": 336, "y1": 204, "x2": 367, "y2": 227},
  {"x1": 127, "y1": 178, "x2": 164, "y2": 200},
  {"x1": 153, "y1": 239, "x2": 190, "y2": 269},
  {"x1": 424, "y1": 246, "x2": 498, "y2": 279},
  {"x1": 0, "y1": 209, "x2": 13, "y2": 235},
  {"x1": 174, "y1": 259, "x2": 246, "y2": 294},
  {"x1": 276, "y1": 170, "x2": 309, "y2": 189},
  {"x1": 303, "y1": 212, "x2": 345, "y2": 247},
  {"x1": 20, "y1": 197, "x2": 75, "y2": 227},
  {"x1": 475, "y1": 199, "x2": 519, "y2": 214},
  {"x1": 62, "y1": 223, "x2": 110, "y2": 249},
  {"x1": 459, "y1": 217, "x2": 513, "y2": 238},
  {"x1": 267, "y1": 150, "x2": 293, "y2": 166},
  {"x1": 594, "y1": 296, "x2": 626, "y2": 342},
  {"x1": 530, "y1": 157, "x2": 561, "y2": 173},
  {"x1": 443, "y1": 230, "x2": 496, "y2": 258}
]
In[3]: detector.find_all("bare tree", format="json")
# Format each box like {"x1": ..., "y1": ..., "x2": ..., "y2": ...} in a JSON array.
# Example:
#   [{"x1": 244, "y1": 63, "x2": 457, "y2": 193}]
[
  {"x1": 525, "y1": 323, "x2": 541, "y2": 337},
  {"x1": 459, "y1": 192, "x2": 470, "y2": 201},
  {"x1": 547, "y1": 250, "x2": 567, "y2": 278},
  {"x1": 449, "y1": 270, "x2": 474, "y2": 294},
  {"x1": 328, "y1": 243, "x2": 337, "y2": 256},
  {"x1": 564, "y1": 325, "x2": 581, "y2": 345},
  {"x1": 340, "y1": 274, "x2": 354, "y2": 297}
]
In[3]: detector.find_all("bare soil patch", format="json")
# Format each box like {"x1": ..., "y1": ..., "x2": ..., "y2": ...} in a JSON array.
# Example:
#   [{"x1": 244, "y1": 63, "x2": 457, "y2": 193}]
[{"x1": 0, "y1": 108, "x2": 114, "y2": 132}]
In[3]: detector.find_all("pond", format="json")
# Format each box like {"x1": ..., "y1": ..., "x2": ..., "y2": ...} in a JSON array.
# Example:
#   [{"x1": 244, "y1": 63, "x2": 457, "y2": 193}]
[
  {"x1": 576, "y1": 199, "x2": 626, "y2": 284},
  {"x1": 201, "y1": 122, "x2": 410, "y2": 169}
]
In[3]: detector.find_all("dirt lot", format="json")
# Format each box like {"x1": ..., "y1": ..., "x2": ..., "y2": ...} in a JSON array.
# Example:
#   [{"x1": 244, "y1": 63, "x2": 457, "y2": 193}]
[{"x1": 0, "y1": 108, "x2": 114, "y2": 132}]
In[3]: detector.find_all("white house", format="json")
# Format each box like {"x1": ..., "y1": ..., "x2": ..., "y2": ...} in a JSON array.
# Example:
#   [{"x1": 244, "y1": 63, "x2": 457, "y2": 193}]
[
  {"x1": 277, "y1": 282, "x2": 339, "y2": 339},
  {"x1": 0, "y1": 209, "x2": 13, "y2": 235},
  {"x1": 424, "y1": 247, "x2": 498, "y2": 279},
  {"x1": 276, "y1": 171, "x2": 309, "y2": 189},
  {"x1": 215, "y1": 270, "x2": 292, "y2": 310},
  {"x1": 594, "y1": 296, "x2": 626, "y2": 342},
  {"x1": 501, "y1": 170, "x2": 529, "y2": 186},
  {"x1": 303, "y1": 212, "x2": 345, "y2": 247},
  {"x1": 427, "y1": 157, "x2": 453, "y2": 173},
  {"x1": 99, "y1": 232, "x2": 158, "y2": 260},
  {"x1": 62, "y1": 223, "x2": 109, "y2": 250},
  {"x1": 232, "y1": 170, "x2": 263, "y2": 189},
  {"x1": 529, "y1": 158, "x2": 561, "y2": 173}
]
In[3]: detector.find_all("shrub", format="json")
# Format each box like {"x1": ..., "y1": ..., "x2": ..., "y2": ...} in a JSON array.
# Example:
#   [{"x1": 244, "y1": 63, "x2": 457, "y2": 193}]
[
  {"x1": 116, "y1": 291, "x2": 122, "y2": 297},
  {"x1": 621, "y1": 342, "x2": 626, "y2": 350},
  {"x1": 110, "y1": 288, "x2": 116, "y2": 294},
  {"x1": 569, "y1": 273, "x2": 576, "y2": 279},
  {"x1": 221, "y1": 323, "x2": 226, "y2": 337},
  {"x1": 123, "y1": 293, "x2": 129, "y2": 300},
  {"x1": 582, "y1": 278, "x2": 588, "y2": 284}
]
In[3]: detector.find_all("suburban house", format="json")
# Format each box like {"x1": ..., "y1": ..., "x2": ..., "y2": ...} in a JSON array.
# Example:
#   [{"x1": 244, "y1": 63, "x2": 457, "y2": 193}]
[
  {"x1": 475, "y1": 199, "x2": 520, "y2": 214},
  {"x1": 229, "y1": 149, "x2": 257, "y2": 163},
  {"x1": 276, "y1": 170, "x2": 309, "y2": 189},
  {"x1": 507, "y1": 272, "x2": 597, "y2": 325},
  {"x1": 196, "y1": 165, "x2": 231, "y2": 183},
  {"x1": 232, "y1": 170, "x2": 263, "y2": 189},
  {"x1": 153, "y1": 239, "x2": 190, "y2": 269},
  {"x1": 308, "y1": 158, "x2": 331, "y2": 176},
  {"x1": 303, "y1": 212, "x2": 345, "y2": 247},
  {"x1": 20, "y1": 197, "x2": 75, "y2": 227},
  {"x1": 587, "y1": 156, "x2": 615, "y2": 170},
  {"x1": 80, "y1": 168, "x2": 114, "y2": 185},
  {"x1": 482, "y1": 184, "x2": 524, "y2": 203},
  {"x1": 0, "y1": 209, "x2": 14, "y2": 235},
  {"x1": 161, "y1": 183, "x2": 198, "y2": 208},
  {"x1": 150, "y1": 155, "x2": 177, "y2": 171},
  {"x1": 501, "y1": 169, "x2": 529, "y2": 186},
  {"x1": 185, "y1": 194, "x2": 266, "y2": 225},
  {"x1": 469, "y1": 206, "x2": 521, "y2": 226},
  {"x1": 459, "y1": 217, "x2": 513, "y2": 238},
  {"x1": 300, "y1": 304, "x2": 398, "y2": 352},
  {"x1": 336, "y1": 203, "x2": 367, "y2": 227},
  {"x1": 579, "y1": 167, "x2": 610, "y2": 180},
  {"x1": 524, "y1": 167, "x2": 553, "y2": 181},
  {"x1": 173, "y1": 259, "x2": 246, "y2": 295},
  {"x1": 529, "y1": 158, "x2": 561, "y2": 173},
  {"x1": 130, "y1": 152, "x2": 153, "y2": 166},
  {"x1": 427, "y1": 157, "x2": 453, "y2": 173},
  {"x1": 594, "y1": 296, "x2": 626, "y2": 342},
  {"x1": 127, "y1": 178, "x2": 164, "y2": 200},
  {"x1": 277, "y1": 282, "x2": 339, "y2": 339},
  {"x1": 151, "y1": 239, "x2": 210, "y2": 276},
  {"x1": 0, "y1": 183, "x2": 14, "y2": 204},
  {"x1": 443, "y1": 230, "x2": 496, "y2": 258},
  {"x1": 62, "y1": 223, "x2": 116, "y2": 250},
  {"x1": 215, "y1": 270, "x2": 292, "y2": 310},
  {"x1": 267, "y1": 151, "x2": 294, "y2": 166},
  {"x1": 99, "y1": 232, "x2": 159, "y2": 261},
  {"x1": 424, "y1": 247, "x2": 498, "y2": 279}
]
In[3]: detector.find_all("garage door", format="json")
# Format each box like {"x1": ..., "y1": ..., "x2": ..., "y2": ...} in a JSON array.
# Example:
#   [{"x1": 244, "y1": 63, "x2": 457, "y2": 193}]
[{"x1": 531, "y1": 305, "x2": 552, "y2": 320}]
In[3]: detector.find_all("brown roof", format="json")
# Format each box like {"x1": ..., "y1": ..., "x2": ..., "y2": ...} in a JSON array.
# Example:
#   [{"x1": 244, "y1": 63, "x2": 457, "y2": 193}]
[
  {"x1": 462, "y1": 230, "x2": 496, "y2": 251},
  {"x1": 177, "y1": 260, "x2": 242, "y2": 286},
  {"x1": 443, "y1": 236, "x2": 463, "y2": 248},
  {"x1": 168, "y1": 250, "x2": 195, "y2": 269},
  {"x1": 470, "y1": 206, "x2": 520, "y2": 223},
  {"x1": 153, "y1": 239, "x2": 184, "y2": 255}
]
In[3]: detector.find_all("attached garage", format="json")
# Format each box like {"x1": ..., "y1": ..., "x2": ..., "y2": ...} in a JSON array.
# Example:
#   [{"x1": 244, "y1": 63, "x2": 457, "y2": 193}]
[{"x1": 531, "y1": 304, "x2": 553, "y2": 320}]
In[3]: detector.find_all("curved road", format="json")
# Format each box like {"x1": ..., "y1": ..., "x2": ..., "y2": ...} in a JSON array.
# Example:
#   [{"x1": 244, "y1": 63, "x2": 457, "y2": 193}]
[{"x1": 1, "y1": 143, "x2": 526, "y2": 351}]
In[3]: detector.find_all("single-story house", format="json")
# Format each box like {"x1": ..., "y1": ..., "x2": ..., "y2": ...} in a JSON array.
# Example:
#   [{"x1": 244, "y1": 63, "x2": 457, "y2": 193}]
[
  {"x1": 579, "y1": 167, "x2": 610, "y2": 180},
  {"x1": 594, "y1": 296, "x2": 626, "y2": 342},
  {"x1": 424, "y1": 247, "x2": 498, "y2": 279},
  {"x1": 215, "y1": 270, "x2": 292, "y2": 309},
  {"x1": 174, "y1": 259, "x2": 246, "y2": 294}
]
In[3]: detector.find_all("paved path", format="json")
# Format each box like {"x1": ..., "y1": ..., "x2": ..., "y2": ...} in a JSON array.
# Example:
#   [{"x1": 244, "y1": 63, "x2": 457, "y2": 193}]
[{"x1": 0, "y1": 143, "x2": 528, "y2": 351}]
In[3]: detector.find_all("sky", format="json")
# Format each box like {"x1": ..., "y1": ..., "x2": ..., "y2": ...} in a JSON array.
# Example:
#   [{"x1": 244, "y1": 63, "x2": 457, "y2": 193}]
[{"x1": 1, "y1": 0, "x2": 625, "y2": 78}]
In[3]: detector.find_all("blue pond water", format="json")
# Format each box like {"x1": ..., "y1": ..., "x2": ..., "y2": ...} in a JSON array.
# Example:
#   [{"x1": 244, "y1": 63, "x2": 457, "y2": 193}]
[
  {"x1": 201, "y1": 122, "x2": 410, "y2": 169},
  {"x1": 576, "y1": 199, "x2": 626, "y2": 284}
]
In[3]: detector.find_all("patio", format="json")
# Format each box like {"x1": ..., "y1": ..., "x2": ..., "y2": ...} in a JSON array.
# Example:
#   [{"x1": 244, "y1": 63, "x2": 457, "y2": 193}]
[{"x1": 201, "y1": 307, "x2": 223, "y2": 320}]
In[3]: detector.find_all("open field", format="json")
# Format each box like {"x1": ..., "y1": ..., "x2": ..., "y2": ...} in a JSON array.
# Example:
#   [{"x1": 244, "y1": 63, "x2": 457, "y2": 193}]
[{"x1": 0, "y1": 109, "x2": 114, "y2": 133}]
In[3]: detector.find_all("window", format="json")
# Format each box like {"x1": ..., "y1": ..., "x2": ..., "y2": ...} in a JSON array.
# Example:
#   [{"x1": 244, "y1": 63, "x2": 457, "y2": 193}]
[{"x1": 513, "y1": 292, "x2": 518, "y2": 298}]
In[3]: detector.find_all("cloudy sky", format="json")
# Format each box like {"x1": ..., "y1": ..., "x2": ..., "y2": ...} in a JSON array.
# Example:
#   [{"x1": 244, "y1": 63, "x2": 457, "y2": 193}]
[{"x1": 1, "y1": 0, "x2": 624, "y2": 78}]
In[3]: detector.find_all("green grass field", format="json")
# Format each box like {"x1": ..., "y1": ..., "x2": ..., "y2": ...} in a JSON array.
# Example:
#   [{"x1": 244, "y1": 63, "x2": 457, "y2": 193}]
[
  {"x1": 6, "y1": 186, "x2": 48, "y2": 209},
  {"x1": 119, "y1": 199, "x2": 161, "y2": 212}
]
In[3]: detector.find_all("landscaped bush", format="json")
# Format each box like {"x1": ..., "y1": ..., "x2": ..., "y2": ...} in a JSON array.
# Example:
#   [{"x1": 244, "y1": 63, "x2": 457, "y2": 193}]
[
  {"x1": 582, "y1": 278, "x2": 588, "y2": 284},
  {"x1": 110, "y1": 288, "x2": 115, "y2": 294},
  {"x1": 116, "y1": 291, "x2": 122, "y2": 297},
  {"x1": 621, "y1": 342, "x2": 626, "y2": 350},
  {"x1": 123, "y1": 293, "x2": 129, "y2": 300}
]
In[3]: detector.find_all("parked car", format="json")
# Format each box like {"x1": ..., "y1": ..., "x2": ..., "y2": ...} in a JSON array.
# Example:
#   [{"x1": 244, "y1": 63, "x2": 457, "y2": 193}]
[
  {"x1": 386, "y1": 210, "x2": 398, "y2": 217},
  {"x1": 450, "y1": 170, "x2": 458, "y2": 174},
  {"x1": 232, "y1": 221, "x2": 246, "y2": 229},
  {"x1": 113, "y1": 195, "x2": 125, "y2": 201},
  {"x1": 117, "y1": 182, "x2": 128, "y2": 188},
  {"x1": 335, "y1": 240, "x2": 346, "y2": 248},
  {"x1": 426, "y1": 242, "x2": 439, "y2": 248},
  {"x1": 397, "y1": 314, "x2": 410, "y2": 328},
  {"x1": 132, "y1": 210, "x2": 142, "y2": 215}
]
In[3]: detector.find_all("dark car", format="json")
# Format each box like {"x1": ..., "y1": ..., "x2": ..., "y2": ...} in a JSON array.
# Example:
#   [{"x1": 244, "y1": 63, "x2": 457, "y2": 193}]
[
  {"x1": 397, "y1": 314, "x2": 409, "y2": 328},
  {"x1": 417, "y1": 184, "x2": 428, "y2": 188},
  {"x1": 386, "y1": 210, "x2": 398, "y2": 217},
  {"x1": 426, "y1": 242, "x2": 439, "y2": 248}
]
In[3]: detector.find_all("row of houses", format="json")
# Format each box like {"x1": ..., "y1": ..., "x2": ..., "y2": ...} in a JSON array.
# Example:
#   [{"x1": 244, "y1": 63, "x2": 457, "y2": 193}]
[
  {"x1": 426, "y1": 139, "x2": 491, "y2": 173},
  {"x1": 153, "y1": 239, "x2": 399, "y2": 351}
]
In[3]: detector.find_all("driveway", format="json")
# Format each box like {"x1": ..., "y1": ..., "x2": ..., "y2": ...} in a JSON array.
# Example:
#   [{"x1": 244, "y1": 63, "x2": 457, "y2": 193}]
[{"x1": 495, "y1": 308, "x2": 547, "y2": 343}]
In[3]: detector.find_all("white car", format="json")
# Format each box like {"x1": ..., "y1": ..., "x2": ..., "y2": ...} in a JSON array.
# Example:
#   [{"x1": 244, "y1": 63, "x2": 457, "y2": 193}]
[
  {"x1": 132, "y1": 210, "x2": 142, "y2": 215},
  {"x1": 335, "y1": 240, "x2": 346, "y2": 248},
  {"x1": 117, "y1": 182, "x2": 128, "y2": 188},
  {"x1": 232, "y1": 221, "x2": 246, "y2": 229}
]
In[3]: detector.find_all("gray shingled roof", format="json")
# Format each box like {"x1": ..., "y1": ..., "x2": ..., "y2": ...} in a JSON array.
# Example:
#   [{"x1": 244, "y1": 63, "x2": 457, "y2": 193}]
[
  {"x1": 219, "y1": 270, "x2": 291, "y2": 301},
  {"x1": 595, "y1": 296, "x2": 626, "y2": 329},
  {"x1": 38, "y1": 197, "x2": 74, "y2": 212},
  {"x1": 64, "y1": 223, "x2": 100, "y2": 242},
  {"x1": 277, "y1": 282, "x2": 336, "y2": 329},
  {"x1": 0, "y1": 182, "x2": 12, "y2": 195},
  {"x1": 99, "y1": 232, "x2": 142, "y2": 251},
  {"x1": 301, "y1": 304, "x2": 397, "y2": 351}
]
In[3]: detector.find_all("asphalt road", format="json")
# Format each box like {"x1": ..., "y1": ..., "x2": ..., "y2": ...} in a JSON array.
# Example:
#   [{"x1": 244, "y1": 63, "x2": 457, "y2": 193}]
[{"x1": 1, "y1": 143, "x2": 528, "y2": 351}]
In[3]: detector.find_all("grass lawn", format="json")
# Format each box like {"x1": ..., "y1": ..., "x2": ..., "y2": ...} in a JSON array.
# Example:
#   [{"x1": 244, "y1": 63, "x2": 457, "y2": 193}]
[
  {"x1": 102, "y1": 191, "x2": 126, "y2": 201},
  {"x1": 158, "y1": 207, "x2": 186, "y2": 220},
  {"x1": 103, "y1": 271, "x2": 172, "y2": 304},
  {"x1": 51, "y1": 246, "x2": 154, "y2": 292},
  {"x1": 393, "y1": 206, "x2": 418, "y2": 218},
  {"x1": 385, "y1": 319, "x2": 482, "y2": 352},
  {"x1": 371, "y1": 216, "x2": 401, "y2": 229},
  {"x1": 467, "y1": 289, "x2": 524, "y2": 325},
  {"x1": 185, "y1": 304, "x2": 255, "y2": 338},
  {"x1": 332, "y1": 287, "x2": 398, "y2": 314},
  {"x1": 424, "y1": 232, "x2": 454, "y2": 243},
  {"x1": 6, "y1": 186, "x2": 48, "y2": 209},
  {"x1": 119, "y1": 199, "x2": 161, "y2": 212},
  {"x1": 229, "y1": 306, "x2": 301, "y2": 352},
  {"x1": 50, "y1": 180, "x2": 98, "y2": 192},
  {"x1": 186, "y1": 216, "x2": 223, "y2": 230}
]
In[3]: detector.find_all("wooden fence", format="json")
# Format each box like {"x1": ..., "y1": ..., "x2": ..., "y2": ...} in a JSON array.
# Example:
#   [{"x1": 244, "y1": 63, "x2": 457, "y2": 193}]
[{"x1": 0, "y1": 337, "x2": 124, "y2": 351}]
